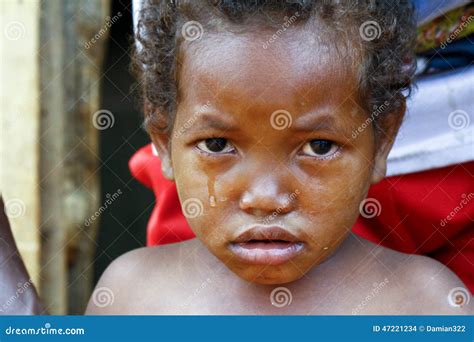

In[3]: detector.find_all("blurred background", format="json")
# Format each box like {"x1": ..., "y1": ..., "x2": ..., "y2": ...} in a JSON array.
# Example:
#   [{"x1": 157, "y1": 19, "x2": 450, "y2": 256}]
[{"x1": 1, "y1": 0, "x2": 152, "y2": 314}]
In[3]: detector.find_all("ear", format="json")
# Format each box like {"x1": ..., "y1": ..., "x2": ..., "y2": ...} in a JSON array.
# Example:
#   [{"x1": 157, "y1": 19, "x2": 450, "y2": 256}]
[
  {"x1": 370, "y1": 99, "x2": 406, "y2": 184},
  {"x1": 150, "y1": 133, "x2": 174, "y2": 181},
  {"x1": 144, "y1": 101, "x2": 175, "y2": 181}
]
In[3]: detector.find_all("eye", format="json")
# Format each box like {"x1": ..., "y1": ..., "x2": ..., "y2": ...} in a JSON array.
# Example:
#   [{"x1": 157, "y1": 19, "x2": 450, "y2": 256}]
[
  {"x1": 301, "y1": 139, "x2": 339, "y2": 158},
  {"x1": 197, "y1": 138, "x2": 235, "y2": 154}
]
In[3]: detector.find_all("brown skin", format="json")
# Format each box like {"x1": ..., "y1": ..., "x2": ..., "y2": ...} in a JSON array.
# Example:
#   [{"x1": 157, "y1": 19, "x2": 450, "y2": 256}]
[
  {"x1": 0, "y1": 197, "x2": 45, "y2": 315},
  {"x1": 87, "y1": 235, "x2": 471, "y2": 314},
  {"x1": 87, "y1": 27, "x2": 472, "y2": 314},
  {"x1": 157, "y1": 27, "x2": 396, "y2": 285}
]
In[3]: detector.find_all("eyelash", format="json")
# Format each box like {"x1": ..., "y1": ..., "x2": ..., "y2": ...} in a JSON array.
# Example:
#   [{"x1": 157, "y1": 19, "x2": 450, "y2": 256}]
[
  {"x1": 298, "y1": 140, "x2": 341, "y2": 160},
  {"x1": 195, "y1": 138, "x2": 236, "y2": 156},
  {"x1": 195, "y1": 138, "x2": 341, "y2": 160}
]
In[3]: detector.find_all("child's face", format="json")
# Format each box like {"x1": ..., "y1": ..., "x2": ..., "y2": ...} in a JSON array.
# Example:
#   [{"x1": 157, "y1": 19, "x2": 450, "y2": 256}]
[{"x1": 153, "y1": 26, "x2": 398, "y2": 285}]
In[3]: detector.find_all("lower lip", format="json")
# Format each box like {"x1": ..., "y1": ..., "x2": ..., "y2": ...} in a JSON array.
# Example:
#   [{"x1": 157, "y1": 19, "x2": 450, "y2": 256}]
[{"x1": 228, "y1": 241, "x2": 304, "y2": 265}]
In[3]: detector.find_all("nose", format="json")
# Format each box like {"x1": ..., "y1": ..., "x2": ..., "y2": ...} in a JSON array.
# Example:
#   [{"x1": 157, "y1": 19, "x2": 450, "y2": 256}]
[{"x1": 239, "y1": 173, "x2": 296, "y2": 218}]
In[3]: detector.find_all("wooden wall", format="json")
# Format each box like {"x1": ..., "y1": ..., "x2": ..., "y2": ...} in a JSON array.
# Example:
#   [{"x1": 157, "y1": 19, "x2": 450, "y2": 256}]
[
  {"x1": 1, "y1": 0, "x2": 41, "y2": 298},
  {"x1": 1, "y1": 0, "x2": 110, "y2": 314}
]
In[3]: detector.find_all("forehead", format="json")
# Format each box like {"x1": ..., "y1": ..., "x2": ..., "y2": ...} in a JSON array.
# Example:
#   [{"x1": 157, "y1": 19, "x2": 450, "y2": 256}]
[{"x1": 177, "y1": 25, "x2": 361, "y2": 118}]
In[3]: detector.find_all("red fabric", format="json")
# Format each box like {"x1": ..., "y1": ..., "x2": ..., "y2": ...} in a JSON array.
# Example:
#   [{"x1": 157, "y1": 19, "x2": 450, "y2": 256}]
[
  {"x1": 129, "y1": 145, "x2": 195, "y2": 245},
  {"x1": 129, "y1": 144, "x2": 474, "y2": 292}
]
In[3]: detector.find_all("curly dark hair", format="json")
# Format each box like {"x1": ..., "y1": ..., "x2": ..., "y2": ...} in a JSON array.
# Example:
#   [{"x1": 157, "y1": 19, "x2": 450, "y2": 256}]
[{"x1": 132, "y1": 0, "x2": 416, "y2": 135}]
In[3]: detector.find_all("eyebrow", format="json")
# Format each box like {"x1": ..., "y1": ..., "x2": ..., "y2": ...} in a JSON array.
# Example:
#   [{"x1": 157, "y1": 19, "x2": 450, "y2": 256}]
[
  {"x1": 293, "y1": 112, "x2": 343, "y2": 133},
  {"x1": 186, "y1": 113, "x2": 240, "y2": 133},
  {"x1": 185, "y1": 110, "x2": 345, "y2": 135}
]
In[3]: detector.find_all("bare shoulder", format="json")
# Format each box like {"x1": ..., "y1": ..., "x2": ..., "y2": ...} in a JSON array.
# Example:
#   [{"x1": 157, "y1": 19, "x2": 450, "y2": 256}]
[
  {"x1": 85, "y1": 238, "x2": 203, "y2": 314},
  {"x1": 372, "y1": 242, "x2": 473, "y2": 315},
  {"x1": 399, "y1": 253, "x2": 472, "y2": 314}
]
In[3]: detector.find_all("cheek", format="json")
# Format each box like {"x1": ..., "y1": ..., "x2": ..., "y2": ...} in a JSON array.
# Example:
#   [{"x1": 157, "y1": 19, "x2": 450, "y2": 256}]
[
  {"x1": 172, "y1": 134, "x2": 374, "y2": 247},
  {"x1": 296, "y1": 152, "x2": 373, "y2": 239},
  {"x1": 172, "y1": 149, "x2": 229, "y2": 244}
]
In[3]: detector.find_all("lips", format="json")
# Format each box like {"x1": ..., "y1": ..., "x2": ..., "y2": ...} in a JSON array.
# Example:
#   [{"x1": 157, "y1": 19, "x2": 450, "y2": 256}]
[{"x1": 228, "y1": 226, "x2": 304, "y2": 265}]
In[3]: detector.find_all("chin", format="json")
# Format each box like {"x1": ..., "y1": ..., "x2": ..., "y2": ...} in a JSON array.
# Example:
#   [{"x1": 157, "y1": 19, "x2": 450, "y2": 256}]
[{"x1": 232, "y1": 264, "x2": 308, "y2": 285}]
